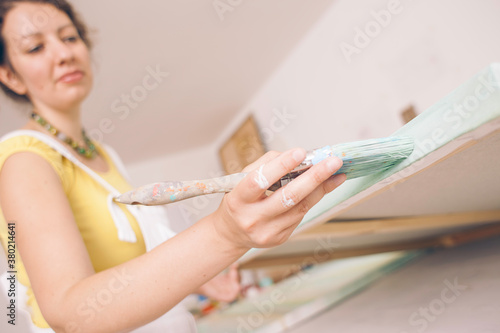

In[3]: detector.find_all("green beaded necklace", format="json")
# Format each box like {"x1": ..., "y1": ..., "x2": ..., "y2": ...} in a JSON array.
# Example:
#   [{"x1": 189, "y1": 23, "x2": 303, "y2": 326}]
[{"x1": 30, "y1": 112, "x2": 98, "y2": 159}]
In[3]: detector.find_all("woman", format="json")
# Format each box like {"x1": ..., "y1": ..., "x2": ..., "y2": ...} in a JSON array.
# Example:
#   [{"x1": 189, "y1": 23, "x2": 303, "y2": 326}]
[{"x1": 0, "y1": 0, "x2": 346, "y2": 332}]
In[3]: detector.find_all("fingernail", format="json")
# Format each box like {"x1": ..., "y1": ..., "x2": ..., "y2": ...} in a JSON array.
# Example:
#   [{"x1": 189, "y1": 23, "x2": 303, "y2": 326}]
[
  {"x1": 334, "y1": 173, "x2": 347, "y2": 185},
  {"x1": 326, "y1": 157, "x2": 342, "y2": 173},
  {"x1": 292, "y1": 149, "x2": 306, "y2": 163}
]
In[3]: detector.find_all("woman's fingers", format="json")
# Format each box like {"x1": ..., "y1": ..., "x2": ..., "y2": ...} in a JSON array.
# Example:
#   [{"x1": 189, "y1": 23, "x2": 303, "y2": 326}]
[
  {"x1": 265, "y1": 173, "x2": 346, "y2": 243},
  {"x1": 235, "y1": 148, "x2": 306, "y2": 203},
  {"x1": 266, "y1": 156, "x2": 344, "y2": 214},
  {"x1": 293, "y1": 173, "x2": 346, "y2": 216},
  {"x1": 219, "y1": 149, "x2": 346, "y2": 249},
  {"x1": 241, "y1": 151, "x2": 281, "y2": 173}
]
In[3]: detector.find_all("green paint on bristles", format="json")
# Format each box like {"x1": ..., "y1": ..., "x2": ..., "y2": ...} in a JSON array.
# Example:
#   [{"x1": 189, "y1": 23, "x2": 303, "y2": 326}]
[{"x1": 314, "y1": 136, "x2": 414, "y2": 179}]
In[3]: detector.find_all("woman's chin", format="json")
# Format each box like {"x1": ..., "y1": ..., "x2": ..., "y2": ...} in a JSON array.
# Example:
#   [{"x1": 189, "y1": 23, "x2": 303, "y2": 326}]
[
  {"x1": 58, "y1": 86, "x2": 93, "y2": 108},
  {"x1": 43, "y1": 93, "x2": 91, "y2": 111}
]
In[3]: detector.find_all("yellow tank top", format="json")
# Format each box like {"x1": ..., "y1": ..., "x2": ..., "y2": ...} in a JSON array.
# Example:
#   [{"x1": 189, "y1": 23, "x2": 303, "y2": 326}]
[{"x1": 0, "y1": 134, "x2": 146, "y2": 328}]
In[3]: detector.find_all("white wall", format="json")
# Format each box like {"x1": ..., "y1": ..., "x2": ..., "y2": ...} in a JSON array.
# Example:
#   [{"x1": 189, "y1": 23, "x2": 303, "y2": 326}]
[
  {"x1": 126, "y1": 143, "x2": 220, "y2": 186},
  {"x1": 214, "y1": 0, "x2": 500, "y2": 152},
  {"x1": 125, "y1": 0, "x2": 500, "y2": 230}
]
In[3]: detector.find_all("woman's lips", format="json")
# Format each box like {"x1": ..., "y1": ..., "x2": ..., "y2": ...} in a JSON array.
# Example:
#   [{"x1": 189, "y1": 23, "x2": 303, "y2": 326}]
[{"x1": 59, "y1": 71, "x2": 84, "y2": 83}]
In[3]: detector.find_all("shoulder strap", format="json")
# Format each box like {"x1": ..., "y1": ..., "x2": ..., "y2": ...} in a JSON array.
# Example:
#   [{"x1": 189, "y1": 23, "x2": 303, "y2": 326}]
[
  {"x1": 1, "y1": 130, "x2": 120, "y2": 195},
  {"x1": 101, "y1": 143, "x2": 132, "y2": 183},
  {"x1": 0, "y1": 130, "x2": 138, "y2": 243}
]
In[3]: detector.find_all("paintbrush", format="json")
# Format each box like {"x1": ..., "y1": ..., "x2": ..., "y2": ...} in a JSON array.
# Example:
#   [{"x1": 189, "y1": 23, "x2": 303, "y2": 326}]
[{"x1": 114, "y1": 136, "x2": 414, "y2": 206}]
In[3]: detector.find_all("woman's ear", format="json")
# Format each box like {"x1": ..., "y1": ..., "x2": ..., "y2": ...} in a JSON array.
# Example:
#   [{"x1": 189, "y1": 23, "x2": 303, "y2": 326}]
[{"x1": 0, "y1": 65, "x2": 28, "y2": 95}]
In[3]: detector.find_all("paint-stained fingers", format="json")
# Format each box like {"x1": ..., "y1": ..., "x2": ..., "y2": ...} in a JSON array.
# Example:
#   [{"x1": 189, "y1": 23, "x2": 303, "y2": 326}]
[
  {"x1": 268, "y1": 173, "x2": 346, "y2": 242},
  {"x1": 267, "y1": 156, "x2": 343, "y2": 214},
  {"x1": 263, "y1": 175, "x2": 345, "y2": 246},
  {"x1": 235, "y1": 148, "x2": 306, "y2": 203},
  {"x1": 293, "y1": 173, "x2": 346, "y2": 216},
  {"x1": 266, "y1": 174, "x2": 346, "y2": 245}
]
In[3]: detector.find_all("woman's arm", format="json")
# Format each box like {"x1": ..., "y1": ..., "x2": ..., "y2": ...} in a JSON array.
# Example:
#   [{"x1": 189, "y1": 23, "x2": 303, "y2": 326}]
[{"x1": 0, "y1": 148, "x2": 345, "y2": 332}]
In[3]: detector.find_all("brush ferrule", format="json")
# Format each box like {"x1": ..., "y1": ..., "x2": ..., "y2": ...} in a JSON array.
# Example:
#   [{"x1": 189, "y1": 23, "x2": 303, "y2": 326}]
[{"x1": 294, "y1": 151, "x2": 315, "y2": 171}]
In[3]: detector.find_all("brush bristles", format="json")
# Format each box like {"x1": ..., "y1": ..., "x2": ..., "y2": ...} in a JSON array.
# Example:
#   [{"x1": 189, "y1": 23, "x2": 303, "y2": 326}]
[{"x1": 326, "y1": 136, "x2": 414, "y2": 179}]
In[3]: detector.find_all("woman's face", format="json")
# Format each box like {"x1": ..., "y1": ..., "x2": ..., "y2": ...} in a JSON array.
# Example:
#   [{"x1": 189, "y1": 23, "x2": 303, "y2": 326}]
[{"x1": 0, "y1": 2, "x2": 93, "y2": 110}]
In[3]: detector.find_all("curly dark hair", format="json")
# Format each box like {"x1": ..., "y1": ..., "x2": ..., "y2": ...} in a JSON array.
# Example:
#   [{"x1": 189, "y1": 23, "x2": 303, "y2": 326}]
[{"x1": 0, "y1": 0, "x2": 92, "y2": 102}]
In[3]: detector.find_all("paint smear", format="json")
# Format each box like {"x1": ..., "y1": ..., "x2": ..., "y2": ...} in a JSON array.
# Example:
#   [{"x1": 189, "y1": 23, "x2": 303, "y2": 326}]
[
  {"x1": 152, "y1": 184, "x2": 160, "y2": 197},
  {"x1": 254, "y1": 164, "x2": 270, "y2": 190},
  {"x1": 311, "y1": 146, "x2": 333, "y2": 164},
  {"x1": 281, "y1": 189, "x2": 296, "y2": 208}
]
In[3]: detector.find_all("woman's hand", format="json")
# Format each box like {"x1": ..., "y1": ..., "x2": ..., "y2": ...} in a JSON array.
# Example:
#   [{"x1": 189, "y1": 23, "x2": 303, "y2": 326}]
[
  {"x1": 197, "y1": 264, "x2": 241, "y2": 303},
  {"x1": 213, "y1": 148, "x2": 346, "y2": 250}
]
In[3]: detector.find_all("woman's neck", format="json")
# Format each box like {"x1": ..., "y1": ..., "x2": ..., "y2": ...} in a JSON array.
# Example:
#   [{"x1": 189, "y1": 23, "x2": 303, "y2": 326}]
[{"x1": 29, "y1": 105, "x2": 85, "y2": 144}]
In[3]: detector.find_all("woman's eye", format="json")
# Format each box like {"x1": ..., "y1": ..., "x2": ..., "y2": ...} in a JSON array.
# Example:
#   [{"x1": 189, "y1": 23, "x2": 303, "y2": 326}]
[
  {"x1": 64, "y1": 35, "x2": 79, "y2": 43},
  {"x1": 27, "y1": 45, "x2": 43, "y2": 54}
]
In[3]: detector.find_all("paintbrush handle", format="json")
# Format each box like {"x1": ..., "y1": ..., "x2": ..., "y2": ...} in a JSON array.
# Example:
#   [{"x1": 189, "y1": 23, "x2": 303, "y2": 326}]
[
  {"x1": 114, "y1": 169, "x2": 309, "y2": 205},
  {"x1": 114, "y1": 173, "x2": 248, "y2": 205},
  {"x1": 115, "y1": 136, "x2": 414, "y2": 206}
]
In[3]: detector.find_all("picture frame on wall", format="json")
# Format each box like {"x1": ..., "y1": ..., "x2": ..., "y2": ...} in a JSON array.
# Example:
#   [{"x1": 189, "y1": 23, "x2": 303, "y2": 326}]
[{"x1": 219, "y1": 115, "x2": 266, "y2": 174}]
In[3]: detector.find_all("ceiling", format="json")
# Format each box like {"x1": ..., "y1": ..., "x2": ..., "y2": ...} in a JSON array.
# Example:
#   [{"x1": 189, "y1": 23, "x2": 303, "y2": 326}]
[{"x1": 0, "y1": 0, "x2": 336, "y2": 164}]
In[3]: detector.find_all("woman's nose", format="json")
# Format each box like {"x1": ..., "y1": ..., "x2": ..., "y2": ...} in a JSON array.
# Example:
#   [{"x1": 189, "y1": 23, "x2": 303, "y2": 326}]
[{"x1": 52, "y1": 39, "x2": 75, "y2": 65}]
